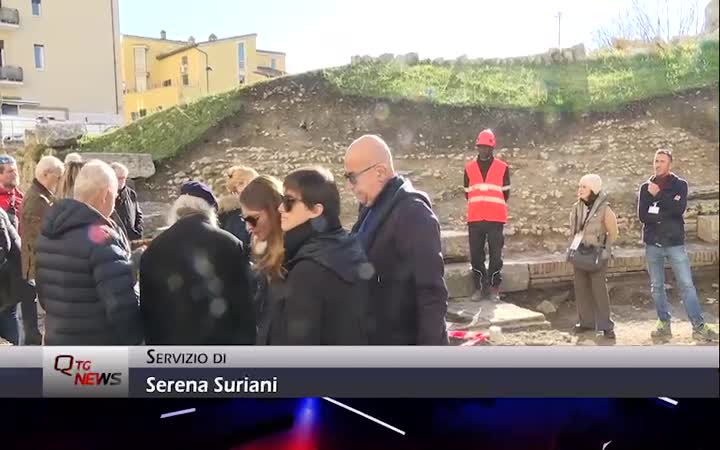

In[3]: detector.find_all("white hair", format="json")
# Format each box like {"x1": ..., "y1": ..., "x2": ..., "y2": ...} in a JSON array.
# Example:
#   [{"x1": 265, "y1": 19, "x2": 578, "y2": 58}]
[
  {"x1": 73, "y1": 160, "x2": 118, "y2": 202},
  {"x1": 35, "y1": 155, "x2": 64, "y2": 179},
  {"x1": 110, "y1": 162, "x2": 129, "y2": 177},
  {"x1": 168, "y1": 194, "x2": 218, "y2": 227},
  {"x1": 64, "y1": 152, "x2": 83, "y2": 164}
]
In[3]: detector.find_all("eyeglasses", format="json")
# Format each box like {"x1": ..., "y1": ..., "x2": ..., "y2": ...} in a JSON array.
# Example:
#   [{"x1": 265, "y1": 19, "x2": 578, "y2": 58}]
[
  {"x1": 244, "y1": 214, "x2": 260, "y2": 227},
  {"x1": 343, "y1": 164, "x2": 379, "y2": 185},
  {"x1": 281, "y1": 195, "x2": 300, "y2": 212}
]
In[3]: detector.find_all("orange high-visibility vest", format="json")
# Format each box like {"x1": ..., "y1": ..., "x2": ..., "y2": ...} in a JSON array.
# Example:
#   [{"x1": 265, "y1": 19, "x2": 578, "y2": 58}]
[{"x1": 465, "y1": 159, "x2": 508, "y2": 223}]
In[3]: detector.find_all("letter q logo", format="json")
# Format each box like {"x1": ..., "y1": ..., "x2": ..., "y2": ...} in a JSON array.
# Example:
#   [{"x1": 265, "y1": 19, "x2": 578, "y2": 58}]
[{"x1": 54, "y1": 355, "x2": 74, "y2": 377}]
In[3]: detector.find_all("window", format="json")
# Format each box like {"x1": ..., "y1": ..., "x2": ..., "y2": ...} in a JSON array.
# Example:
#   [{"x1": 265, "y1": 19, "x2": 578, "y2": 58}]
[
  {"x1": 131, "y1": 112, "x2": 139, "y2": 121},
  {"x1": 182, "y1": 74, "x2": 189, "y2": 86},
  {"x1": 237, "y1": 43, "x2": 245, "y2": 69},
  {"x1": 181, "y1": 56, "x2": 188, "y2": 65},
  {"x1": 271, "y1": 58, "x2": 277, "y2": 70},
  {"x1": 31, "y1": 0, "x2": 41, "y2": 16},
  {"x1": 34, "y1": 44, "x2": 44, "y2": 70},
  {"x1": 139, "y1": 109, "x2": 147, "y2": 118},
  {"x1": 163, "y1": 79, "x2": 172, "y2": 87},
  {"x1": 1, "y1": 104, "x2": 19, "y2": 116}
]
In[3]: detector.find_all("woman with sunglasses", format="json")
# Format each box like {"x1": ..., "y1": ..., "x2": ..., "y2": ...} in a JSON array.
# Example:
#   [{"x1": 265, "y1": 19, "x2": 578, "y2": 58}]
[{"x1": 242, "y1": 169, "x2": 370, "y2": 345}]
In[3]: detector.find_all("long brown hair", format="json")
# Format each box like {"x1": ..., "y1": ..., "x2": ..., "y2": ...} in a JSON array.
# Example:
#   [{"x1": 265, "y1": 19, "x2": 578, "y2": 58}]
[
  {"x1": 240, "y1": 175, "x2": 284, "y2": 280},
  {"x1": 58, "y1": 161, "x2": 85, "y2": 199}
]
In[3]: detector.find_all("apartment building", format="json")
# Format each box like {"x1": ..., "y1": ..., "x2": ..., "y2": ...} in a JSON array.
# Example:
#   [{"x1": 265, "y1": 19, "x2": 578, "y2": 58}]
[
  {"x1": 122, "y1": 31, "x2": 286, "y2": 123},
  {"x1": 0, "y1": 0, "x2": 123, "y2": 139}
]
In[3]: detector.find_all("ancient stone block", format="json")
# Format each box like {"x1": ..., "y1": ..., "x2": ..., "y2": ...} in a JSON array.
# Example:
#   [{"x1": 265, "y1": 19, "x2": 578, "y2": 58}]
[{"x1": 80, "y1": 152, "x2": 156, "y2": 178}]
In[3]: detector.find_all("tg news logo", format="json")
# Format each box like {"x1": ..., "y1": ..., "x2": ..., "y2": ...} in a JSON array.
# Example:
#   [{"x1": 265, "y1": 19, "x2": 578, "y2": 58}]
[{"x1": 53, "y1": 354, "x2": 122, "y2": 386}]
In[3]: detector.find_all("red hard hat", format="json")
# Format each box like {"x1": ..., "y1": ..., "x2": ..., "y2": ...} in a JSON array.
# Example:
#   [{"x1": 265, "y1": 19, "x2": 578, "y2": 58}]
[{"x1": 475, "y1": 129, "x2": 496, "y2": 148}]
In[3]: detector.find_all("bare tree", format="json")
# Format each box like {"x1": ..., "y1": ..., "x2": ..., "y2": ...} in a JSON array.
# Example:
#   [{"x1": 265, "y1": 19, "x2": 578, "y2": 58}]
[{"x1": 593, "y1": 0, "x2": 703, "y2": 48}]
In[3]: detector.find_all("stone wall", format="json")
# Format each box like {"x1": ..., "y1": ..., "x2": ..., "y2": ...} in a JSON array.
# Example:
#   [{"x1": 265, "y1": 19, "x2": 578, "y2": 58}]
[{"x1": 350, "y1": 44, "x2": 587, "y2": 67}]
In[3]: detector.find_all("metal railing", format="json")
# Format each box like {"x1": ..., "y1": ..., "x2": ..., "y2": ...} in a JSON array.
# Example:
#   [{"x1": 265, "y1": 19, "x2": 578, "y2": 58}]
[
  {"x1": 0, "y1": 66, "x2": 23, "y2": 82},
  {"x1": 0, "y1": 7, "x2": 20, "y2": 25},
  {"x1": 1, "y1": 118, "x2": 119, "y2": 145}
]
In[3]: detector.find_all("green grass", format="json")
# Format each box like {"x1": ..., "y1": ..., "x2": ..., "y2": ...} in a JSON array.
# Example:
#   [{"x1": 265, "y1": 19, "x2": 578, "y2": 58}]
[
  {"x1": 80, "y1": 40, "x2": 718, "y2": 161},
  {"x1": 79, "y1": 88, "x2": 245, "y2": 160},
  {"x1": 324, "y1": 40, "x2": 720, "y2": 112}
]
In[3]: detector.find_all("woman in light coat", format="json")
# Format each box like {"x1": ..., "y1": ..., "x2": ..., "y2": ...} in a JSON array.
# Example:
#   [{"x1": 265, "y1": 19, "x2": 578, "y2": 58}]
[{"x1": 568, "y1": 174, "x2": 619, "y2": 339}]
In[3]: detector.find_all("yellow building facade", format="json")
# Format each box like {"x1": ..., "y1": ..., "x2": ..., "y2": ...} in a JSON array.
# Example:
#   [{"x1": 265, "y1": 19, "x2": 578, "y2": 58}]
[
  {"x1": 121, "y1": 32, "x2": 286, "y2": 123},
  {"x1": 1, "y1": 0, "x2": 122, "y2": 128}
]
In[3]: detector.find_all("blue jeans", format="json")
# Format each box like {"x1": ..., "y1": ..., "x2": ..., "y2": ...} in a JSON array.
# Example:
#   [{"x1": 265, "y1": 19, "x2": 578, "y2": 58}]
[
  {"x1": 0, "y1": 304, "x2": 19, "y2": 345},
  {"x1": 645, "y1": 245, "x2": 705, "y2": 329}
]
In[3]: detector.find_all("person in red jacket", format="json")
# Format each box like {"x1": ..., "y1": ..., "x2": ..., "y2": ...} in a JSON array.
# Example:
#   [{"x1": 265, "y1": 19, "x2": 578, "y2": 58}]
[
  {"x1": 0, "y1": 155, "x2": 23, "y2": 231},
  {"x1": 463, "y1": 130, "x2": 511, "y2": 302}
]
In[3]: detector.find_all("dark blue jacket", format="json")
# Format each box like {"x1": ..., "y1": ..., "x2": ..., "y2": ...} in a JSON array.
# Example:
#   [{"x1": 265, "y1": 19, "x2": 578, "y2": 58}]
[
  {"x1": 352, "y1": 176, "x2": 449, "y2": 345},
  {"x1": 36, "y1": 199, "x2": 142, "y2": 345},
  {"x1": 638, "y1": 173, "x2": 688, "y2": 247}
]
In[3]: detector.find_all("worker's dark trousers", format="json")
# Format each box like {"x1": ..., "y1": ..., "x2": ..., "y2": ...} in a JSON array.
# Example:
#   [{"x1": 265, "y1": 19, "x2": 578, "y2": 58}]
[{"x1": 468, "y1": 221, "x2": 504, "y2": 290}]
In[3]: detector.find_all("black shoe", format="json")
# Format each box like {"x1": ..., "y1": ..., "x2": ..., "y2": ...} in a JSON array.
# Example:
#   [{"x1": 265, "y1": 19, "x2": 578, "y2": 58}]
[{"x1": 602, "y1": 329, "x2": 616, "y2": 340}]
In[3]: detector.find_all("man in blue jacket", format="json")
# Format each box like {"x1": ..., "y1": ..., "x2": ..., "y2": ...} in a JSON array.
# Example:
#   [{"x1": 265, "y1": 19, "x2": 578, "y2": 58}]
[
  {"x1": 638, "y1": 149, "x2": 718, "y2": 342},
  {"x1": 345, "y1": 135, "x2": 448, "y2": 345}
]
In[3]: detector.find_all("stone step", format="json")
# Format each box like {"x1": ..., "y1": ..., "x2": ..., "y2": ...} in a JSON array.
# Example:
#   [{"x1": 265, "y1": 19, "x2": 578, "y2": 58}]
[
  {"x1": 448, "y1": 300, "x2": 551, "y2": 332},
  {"x1": 440, "y1": 222, "x2": 719, "y2": 263},
  {"x1": 444, "y1": 242, "x2": 719, "y2": 299}
]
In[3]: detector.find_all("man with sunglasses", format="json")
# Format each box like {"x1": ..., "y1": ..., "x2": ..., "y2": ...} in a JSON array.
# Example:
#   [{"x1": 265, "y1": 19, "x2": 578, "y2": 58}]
[
  {"x1": 638, "y1": 149, "x2": 718, "y2": 342},
  {"x1": 345, "y1": 135, "x2": 448, "y2": 345}
]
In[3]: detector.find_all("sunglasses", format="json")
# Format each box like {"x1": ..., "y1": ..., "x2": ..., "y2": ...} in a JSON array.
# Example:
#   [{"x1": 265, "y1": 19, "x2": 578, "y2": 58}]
[
  {"x1": 281, "y1": 195, "x2": 300, "y2": 212},
  {"x1": 343, "y1": 163, "x2": 379, "y2": 185},
  {"x1": 656, "y1": 149, "x2": 673, "y2": 161},
  {"x1": 244, "y1": 214, "x2": 261, "y2": 227}
]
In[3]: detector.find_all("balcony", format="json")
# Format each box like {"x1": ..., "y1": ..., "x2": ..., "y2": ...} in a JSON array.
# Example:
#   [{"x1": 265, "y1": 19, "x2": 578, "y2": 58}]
[
  {"x1": 0, "y1": 7, "x2": 20, "y2": 30},
  {"x1": 0, "y1": 66, "x2": 23, "y2": 85}
]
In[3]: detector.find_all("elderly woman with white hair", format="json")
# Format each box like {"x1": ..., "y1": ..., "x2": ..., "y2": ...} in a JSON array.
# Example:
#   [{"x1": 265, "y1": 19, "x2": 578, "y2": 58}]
[
  {"x1": 139, "y1": 181, "x2": 255, "y2": 345},
  {"x1": 567, "y1": 174, "x2": 619, "y2": 340}
]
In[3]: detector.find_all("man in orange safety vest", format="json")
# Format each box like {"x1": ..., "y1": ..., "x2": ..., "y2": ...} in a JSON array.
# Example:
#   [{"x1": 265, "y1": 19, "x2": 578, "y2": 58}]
[{"x1": 463, "y1": 129, "x2": 511, "y2": 302}]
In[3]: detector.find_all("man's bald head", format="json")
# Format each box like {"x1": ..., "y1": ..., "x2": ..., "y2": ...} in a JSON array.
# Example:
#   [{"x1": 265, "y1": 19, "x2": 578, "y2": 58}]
[
  {"x1": 344, "y1": 135, "x2": 396, "y2": 207},
  {"x1": 345, "y1": 135, "x2": 394, "y2": 173}
]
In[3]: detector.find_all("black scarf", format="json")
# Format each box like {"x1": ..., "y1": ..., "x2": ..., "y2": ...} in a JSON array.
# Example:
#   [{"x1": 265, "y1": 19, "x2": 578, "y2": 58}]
[{"x1": 283, "y1": 215, "x2": 342, "y2": 262}]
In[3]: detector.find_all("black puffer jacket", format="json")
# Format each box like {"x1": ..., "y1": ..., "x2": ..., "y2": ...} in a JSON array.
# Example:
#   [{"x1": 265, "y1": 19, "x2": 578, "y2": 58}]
[
  {"x1": 35, "y1": 199, "x2": 142, "y2": 345},
  {"x1": 257, "y1": 220, "x2": 370, "y2": 345}
]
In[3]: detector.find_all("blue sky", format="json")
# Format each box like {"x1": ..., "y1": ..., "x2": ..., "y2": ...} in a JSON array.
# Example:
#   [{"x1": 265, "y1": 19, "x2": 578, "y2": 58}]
[{"x1": 119, "y1": 0, "x2": 703, "y2": 73}]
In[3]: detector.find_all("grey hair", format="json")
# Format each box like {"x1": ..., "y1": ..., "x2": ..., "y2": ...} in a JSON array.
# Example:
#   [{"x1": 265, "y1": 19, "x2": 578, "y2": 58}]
[
  {"x1": 64, "y1": 152, "x2": 83, "y2": 164},
  {"x1": 73, "y1": 160, "x2": 117, "y2": 202},
  {"x1": 35, "y1": 155, "x2": 64, "y2": 179},
  {"x1": 167, "y1": 194, "x2": 218, "y2": 227},
  {"x1": 110, "y1": 162, "x2": 129, "y2": 177}
]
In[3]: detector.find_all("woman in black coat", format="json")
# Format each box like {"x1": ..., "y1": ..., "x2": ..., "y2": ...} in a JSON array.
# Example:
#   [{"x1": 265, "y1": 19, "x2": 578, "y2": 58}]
[
  {"x1": 241, "y1": 169, "x2": 370, "y2": 345},
  {"x1": 139, "y1": 181, "x2": 255, "y2": 345}
]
